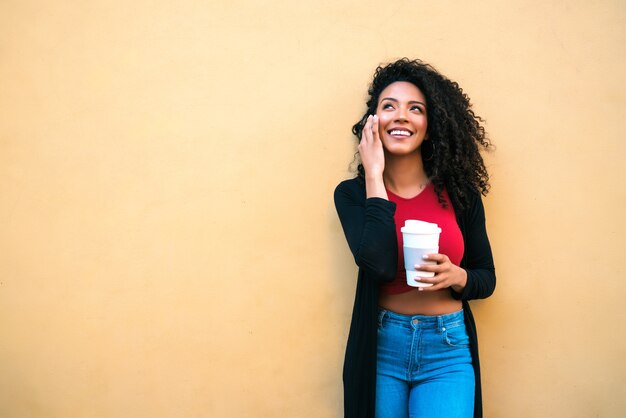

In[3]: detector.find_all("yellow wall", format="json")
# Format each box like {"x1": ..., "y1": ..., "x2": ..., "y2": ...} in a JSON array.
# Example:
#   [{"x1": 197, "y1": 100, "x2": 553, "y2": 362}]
[{"x1": 1, "y1": 1, "x2": 624, "y2": 417}]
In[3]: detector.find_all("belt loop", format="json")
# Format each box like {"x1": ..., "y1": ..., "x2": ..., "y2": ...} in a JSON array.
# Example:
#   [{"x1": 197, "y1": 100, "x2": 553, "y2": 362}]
[
  {"x1": 437, "y1": 314, "x2": 444, "y2": 332},
  {"x1": 378, "y1": 309, "x2": 386, "y2": 327}
]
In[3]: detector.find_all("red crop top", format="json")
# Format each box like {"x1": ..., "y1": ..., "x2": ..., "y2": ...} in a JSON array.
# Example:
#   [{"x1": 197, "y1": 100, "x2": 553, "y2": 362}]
[{"x1": 380, "y1": 182, "x2": 465, "y2": 295}]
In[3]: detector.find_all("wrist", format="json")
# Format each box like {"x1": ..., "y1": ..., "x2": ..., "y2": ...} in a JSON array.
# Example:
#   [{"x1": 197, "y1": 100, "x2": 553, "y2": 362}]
[
  {"x1": 365, "y1": 173, "x2": 387, "y2": 199},
  {"x1": 450, "y1": 268, "x2": 467, "y2": 293},
  {"x1": 365, "y1": 170, "x2": 384, "y2": 181}
]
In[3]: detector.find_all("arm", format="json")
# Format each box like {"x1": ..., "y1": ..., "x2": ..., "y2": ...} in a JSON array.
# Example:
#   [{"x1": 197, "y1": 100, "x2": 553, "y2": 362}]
[
  {"x1": 333, "y1": 114, "x2": 398, "y2": 282},
  {"x1": 451, "y1": 193, "x2": 496, "y2": 300},
  {"x1": 334, "y1": 180, "x2": 398, "y2": 283},
  {"x1": 415, "y1": 193, "x2": 495, "y2": 299}
]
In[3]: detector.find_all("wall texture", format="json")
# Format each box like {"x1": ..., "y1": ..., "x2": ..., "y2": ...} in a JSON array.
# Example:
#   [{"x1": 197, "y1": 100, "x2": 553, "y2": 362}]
[{"x1": 1, "y1": 1, "x2": 624, "y2": 417}]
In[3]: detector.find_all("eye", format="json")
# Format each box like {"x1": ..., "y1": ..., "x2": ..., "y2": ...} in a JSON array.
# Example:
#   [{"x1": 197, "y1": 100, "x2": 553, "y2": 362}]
[
  {"x1": 410, "y1": 105, "x2": 424, "y2": 113},
  {"x1": 382, "y1": 103, "x2": 394, "y2": 110}
]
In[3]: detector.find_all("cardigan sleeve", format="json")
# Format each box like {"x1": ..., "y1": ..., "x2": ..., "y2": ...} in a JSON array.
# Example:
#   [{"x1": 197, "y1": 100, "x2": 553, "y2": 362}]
[
  {"x1": 334, "y1": 179, "x2": 398, "y2": 283},
  {"x1": 451, "y1": 193, "x2": 496, "y2": 301}
]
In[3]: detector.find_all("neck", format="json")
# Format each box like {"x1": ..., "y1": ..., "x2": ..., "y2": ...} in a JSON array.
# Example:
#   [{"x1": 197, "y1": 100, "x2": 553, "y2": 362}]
[{"x1": 383, "y1": 152, "x2": 429, "y2": 197}]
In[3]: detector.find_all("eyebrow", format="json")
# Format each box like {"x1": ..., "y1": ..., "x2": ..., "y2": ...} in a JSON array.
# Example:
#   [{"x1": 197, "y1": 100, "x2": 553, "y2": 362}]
[{"x1": 381, "y1": 97, "x2": 426, "y2": 107}]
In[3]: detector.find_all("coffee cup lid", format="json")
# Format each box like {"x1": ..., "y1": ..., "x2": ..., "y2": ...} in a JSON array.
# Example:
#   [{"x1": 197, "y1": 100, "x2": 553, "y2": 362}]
[{"x1": 401, "y1": 219, "x2": 441, "y2": 234}]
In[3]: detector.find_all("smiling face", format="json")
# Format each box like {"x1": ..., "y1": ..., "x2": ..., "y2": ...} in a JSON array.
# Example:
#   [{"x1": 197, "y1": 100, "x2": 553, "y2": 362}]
[{"x1": 375, "y1": 81, "x2": 428, "y2": 157}]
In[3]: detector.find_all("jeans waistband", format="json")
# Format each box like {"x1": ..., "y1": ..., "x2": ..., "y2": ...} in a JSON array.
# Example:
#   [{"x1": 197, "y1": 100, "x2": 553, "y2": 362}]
[{"x1": 377, "y1": 308, "x2": 465, "y2": 329}]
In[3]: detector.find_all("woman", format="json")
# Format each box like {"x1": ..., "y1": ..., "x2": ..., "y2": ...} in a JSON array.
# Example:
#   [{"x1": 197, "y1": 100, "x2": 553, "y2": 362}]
[{"x1": 334, "y1": 58, "x2": 495, "y2": 418}]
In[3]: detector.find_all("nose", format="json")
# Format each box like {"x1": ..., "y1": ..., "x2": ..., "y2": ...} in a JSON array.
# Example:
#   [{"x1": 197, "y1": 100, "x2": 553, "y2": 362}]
[{"x1": 395, "y1": 107, "x2": 408, "y2": 122}]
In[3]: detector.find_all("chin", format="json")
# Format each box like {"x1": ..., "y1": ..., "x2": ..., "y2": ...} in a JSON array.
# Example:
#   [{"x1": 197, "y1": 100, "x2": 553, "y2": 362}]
[{"x1": 384, "y1": 144, "x2": 421, "y2": 156}]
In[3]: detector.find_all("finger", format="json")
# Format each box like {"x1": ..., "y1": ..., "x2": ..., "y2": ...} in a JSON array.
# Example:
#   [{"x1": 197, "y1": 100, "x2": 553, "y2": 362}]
[
  {"x1": 414, "y1": 273, "x2": 442, "y2": 286},
  {"x1": 414, "y1": 275, "x2": 434, "y2": 285},
  {"x1": 372, "y1": 115, "x2": 380, "y2": 141},
  {"x1": 362, "y1": 115, "x2": 373, "y2": 143},
  {"x1": 422, "y1": 253, "x2": 447, "y2": 263},
  {"x1": 418, "y1": 281, "x2": 447, "y2": 292},
  {"x1": 417, "y1": 275, "x2": 449, "y2": 291},
  {"x1": 414, "y1": 263, "x2": 444, "y2": 273}
]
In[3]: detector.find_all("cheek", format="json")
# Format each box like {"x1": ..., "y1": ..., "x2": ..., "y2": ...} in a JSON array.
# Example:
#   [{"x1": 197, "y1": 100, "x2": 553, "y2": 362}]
[
  {"x1": 413, "y1": 117, "x2": 428, "y2": 135},
  {"x1": 420, "y1": 115, "x2": 428, "y2": 130},
  {"x1": 376, "y1": 114, "x2": 392, "y2": 136}
]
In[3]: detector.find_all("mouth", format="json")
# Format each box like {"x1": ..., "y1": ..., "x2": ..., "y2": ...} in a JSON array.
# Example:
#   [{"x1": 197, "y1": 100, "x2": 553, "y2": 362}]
[{"x1": 387, "y1": 128, "x2": 414, "y2": 138}]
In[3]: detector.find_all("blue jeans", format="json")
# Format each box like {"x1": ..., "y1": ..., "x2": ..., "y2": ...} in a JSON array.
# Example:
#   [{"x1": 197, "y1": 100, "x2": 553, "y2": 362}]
[{"x1": 376, "y1": 309, "x2": 474, "y2": 418}]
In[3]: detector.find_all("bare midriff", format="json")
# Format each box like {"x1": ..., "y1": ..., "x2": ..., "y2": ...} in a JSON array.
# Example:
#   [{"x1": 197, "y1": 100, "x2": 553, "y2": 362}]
[{"x1": 378, "y1": 288, "x2": 462, "y2": 316}]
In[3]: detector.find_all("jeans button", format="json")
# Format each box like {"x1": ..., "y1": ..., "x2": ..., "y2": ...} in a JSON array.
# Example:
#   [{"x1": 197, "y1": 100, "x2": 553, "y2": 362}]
[{"x1": 412, "y1": 319, "x2": 418, "y2": 325}]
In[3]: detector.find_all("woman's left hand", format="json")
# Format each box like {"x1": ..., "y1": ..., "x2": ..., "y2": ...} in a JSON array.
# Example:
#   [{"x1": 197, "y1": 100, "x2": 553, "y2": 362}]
[{"x1": 415, "y1": 254, "x2": 467, "y2": 293}]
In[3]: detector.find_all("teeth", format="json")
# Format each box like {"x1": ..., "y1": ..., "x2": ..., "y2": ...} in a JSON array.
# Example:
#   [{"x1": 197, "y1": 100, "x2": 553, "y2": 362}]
[{"x1": 390, "y1": 130, "x2": 411, "y2": 136}]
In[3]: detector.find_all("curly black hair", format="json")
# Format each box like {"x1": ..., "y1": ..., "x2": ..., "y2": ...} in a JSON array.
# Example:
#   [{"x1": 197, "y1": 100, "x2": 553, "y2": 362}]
[{"x1": 352, "y1": 58, "x2": 491, "y2": 212}]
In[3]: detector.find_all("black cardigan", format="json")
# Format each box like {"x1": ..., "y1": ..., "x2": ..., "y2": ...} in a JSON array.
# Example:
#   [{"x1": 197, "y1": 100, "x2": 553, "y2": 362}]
[{"x1": 334, "y1": 177, "x2": 496, "y2": 418}]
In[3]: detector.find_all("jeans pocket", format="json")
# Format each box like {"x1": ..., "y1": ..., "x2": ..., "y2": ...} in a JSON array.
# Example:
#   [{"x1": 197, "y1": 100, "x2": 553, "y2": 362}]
[{"x1": 442, "y1": 322, "x2": 470, "y2": 348}]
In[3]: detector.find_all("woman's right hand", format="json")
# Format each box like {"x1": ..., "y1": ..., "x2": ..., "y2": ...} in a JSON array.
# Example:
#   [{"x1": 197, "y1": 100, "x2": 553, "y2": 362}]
[
  {"x1": 359, "y1": 115, "x2": 385, "y2": 178},
  {"x1": 360, "y1": 115, "x2": 388, "y2": 199}
]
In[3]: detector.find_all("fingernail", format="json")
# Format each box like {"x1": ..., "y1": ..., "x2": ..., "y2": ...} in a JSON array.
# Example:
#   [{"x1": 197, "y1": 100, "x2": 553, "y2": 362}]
[
  {"x1": 414, "y1": 264, "x2": 421, "y2": 269},
  {"x1": 422, "y1": 255, "x2": 429, "y2": 260}
]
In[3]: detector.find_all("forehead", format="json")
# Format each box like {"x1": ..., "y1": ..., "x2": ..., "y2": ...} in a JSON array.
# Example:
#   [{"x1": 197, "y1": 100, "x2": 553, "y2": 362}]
[{"x1": 378, "y1": 81, "x2": 426, "y2": 103}]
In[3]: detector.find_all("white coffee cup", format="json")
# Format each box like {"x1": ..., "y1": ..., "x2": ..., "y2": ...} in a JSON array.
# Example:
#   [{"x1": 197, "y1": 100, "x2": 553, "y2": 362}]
[{"x1": 401, "y1": 220, "x2": 441, "y2": 287}]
